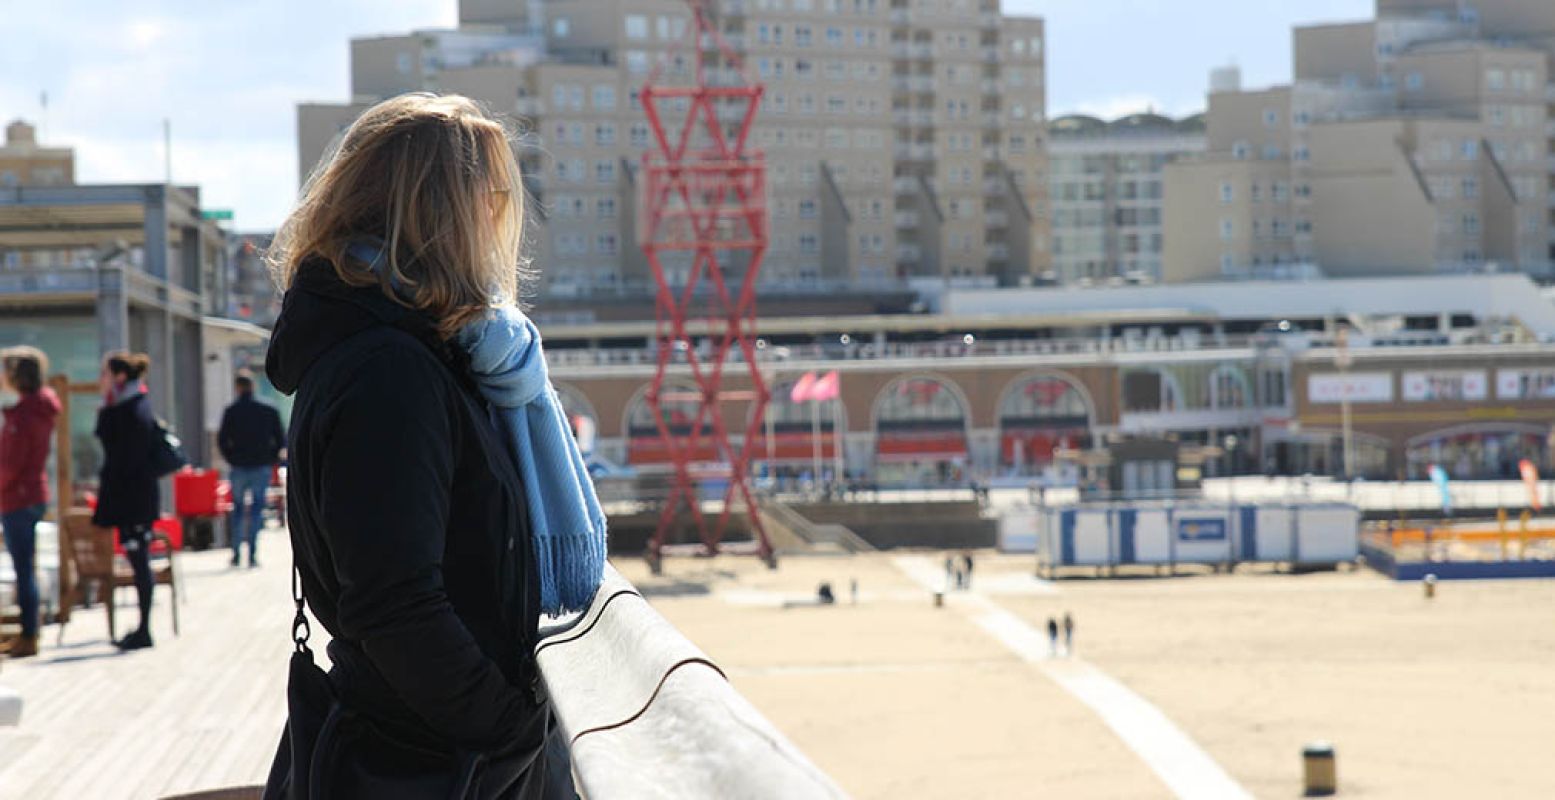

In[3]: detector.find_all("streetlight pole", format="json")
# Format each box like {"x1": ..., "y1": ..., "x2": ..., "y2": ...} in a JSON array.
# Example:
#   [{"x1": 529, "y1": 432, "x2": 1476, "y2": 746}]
[{"x1": 1336, "y1": 328, "x2": 1354, "y2": 481}]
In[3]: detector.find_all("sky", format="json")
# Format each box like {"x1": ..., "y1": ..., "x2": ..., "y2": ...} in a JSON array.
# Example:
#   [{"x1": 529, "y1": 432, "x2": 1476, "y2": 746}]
[{"x1": 2, "y1": 0, "x2": 1374, "y2": 232}]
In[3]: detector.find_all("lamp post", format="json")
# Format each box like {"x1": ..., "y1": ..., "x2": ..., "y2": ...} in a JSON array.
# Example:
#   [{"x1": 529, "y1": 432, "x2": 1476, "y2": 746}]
[
  {"x1": 1336, "y1": 327, "x2": 1354, "y2": 481},
  {"x1": 1224, "y1": 434, "x2": 1240, "y2": 507}
]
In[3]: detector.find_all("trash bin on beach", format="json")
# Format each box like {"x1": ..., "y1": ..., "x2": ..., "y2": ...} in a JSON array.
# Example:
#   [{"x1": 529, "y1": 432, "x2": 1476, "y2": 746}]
[{"x1": 1302, "y1": 741, "x2": 1336, "y2": 796}]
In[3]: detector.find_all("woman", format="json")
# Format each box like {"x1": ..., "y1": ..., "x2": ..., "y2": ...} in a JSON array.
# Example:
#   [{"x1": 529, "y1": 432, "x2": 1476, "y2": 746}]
[
  {"x1": 0, "y1": 346, "x2": 61, "y2": 658},
  {"x1": 263, "y1": 94, "x2": 599, "y2": 798},
  {"x1": 93, "y1": 351, "x2": 160, "y2": 651}
]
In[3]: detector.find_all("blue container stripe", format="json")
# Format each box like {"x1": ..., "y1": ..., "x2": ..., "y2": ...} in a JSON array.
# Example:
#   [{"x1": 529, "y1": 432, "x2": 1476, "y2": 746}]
[
  {"x1": 1118, "y1": 509, "x2": 1137, "y2": 564},
  {"x1": 1240, "y1": 506, "x2": 1258, "y2": 561},
  {"x1": 1060, "y1": 509, "x2": 1077, "y2": 566}
]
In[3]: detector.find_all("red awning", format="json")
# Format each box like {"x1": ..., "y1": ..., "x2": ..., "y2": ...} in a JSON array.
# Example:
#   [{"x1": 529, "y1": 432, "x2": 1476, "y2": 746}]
[{"x1": 876, "y1": 433, "x2": 968, "y2": 463}]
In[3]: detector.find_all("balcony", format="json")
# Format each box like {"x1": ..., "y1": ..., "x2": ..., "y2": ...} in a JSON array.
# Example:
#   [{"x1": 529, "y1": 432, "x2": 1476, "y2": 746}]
[
  {"x1": 894, "y1": 142, "x2": 934, "y2": 160},
  {"x1": 890, "y1": 8, "x2": 910, "y2": 25},
  {"x1": 982, "y1": 112, "x2": 1003, "y2": 130},
  {"x1": 988, "y1": 243, "x2": 1010, "y2": 260},
  {"x1": 893, "y1": 75, "x2": 935, "y2": 93},
  {"x1": 893, "y1": 176, "x2": 920, "y2": 193},
  {"x1": 720, "y1": 0, "x2": 747, "y2": 15},
  {"x1": 897, "y1": 244, "x2": 923, "y2": 262},
  {"x1": 982, "y1": 145, "x2": 1001, "y2": 161},
  {"x1": 983, "y1": 177, "x2": 1005, "y2": 196},
  {"x1": 986, "y1": 209, "x2": 1008, "y2": 228},
  {"x1": 981, "y1": 78, "x2": 1000, "y2": 94},
  {"x1": 893, "y1": 42, "x2": 934, "y2": 60},
  {"x1": 895, "y1": 210, "x2": 920, "y2": 228},
  {"x1": 982, "y1": 47, "x2": 1000, "y2": 64}
]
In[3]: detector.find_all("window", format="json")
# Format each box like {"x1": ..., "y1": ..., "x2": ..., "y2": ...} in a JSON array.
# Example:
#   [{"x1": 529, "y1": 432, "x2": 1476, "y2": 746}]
[
  {"x1": 625, "y1": 51, "x2": 649, "y2": 74},
  {"x1": 1405, "y1": 71, "x2": 1422, "y2": 91},
  {"x1": 1232, "y1": 141, "x2": 1250, "y2": 160},
  {"x1": 596, "y1": 198, "x2": 616, "y2": 219},
  {"x1": 396, "y1": 52, "x2": 413, "y2": 75},
  {"x1": 1294, "y1": 146, "x2": 1310, "y2": 162},
  {"x1": 595, "y1": 124, "x2": 615, "y2": 146},
  {"x1": 825, "y1": 27, "x2": 842, "y2": 45},
  {"x1": 1263, "y1": 145, "x2": 1282, "y2": 160},
  {"x1": 595, "y1": 160, "x2": 615, "y2": 183},
  {"x1": 1487, "y1": 68, "x2": 1505, "y2": 90},
  {"x1": 625, "y1": 15, "x2": 648, "y2": 39},
  {"x1": 799, "y1": 234, "x2": 819, "y2": 254},
  {"x1": 596, "y1": 234, "x2": 618, "y2": 255},
  {"x1": 1250, "y1": 183, "x2": 1262, "y2": 202},
  {"x1": 1272, "y1": 182, "x2": 1288, "y2": 202},
  {"x1": 629, "y1": 123, "x2": 649, "y2": 148},
  {"x1": 553, "y1": 17, "x2": 570, "y2": 37},
  {"x1": 795, "y1": 26, "x2": 812, "y2": 46},
  {"x1": 1220, "y1": 218, "x2": 1235, "y2": 241},
  {"x1": 799, "y1": 199, "x2": 817, "y2": 218},
  {"x1": 1461, "y1": 139, "x2": 1478, "y2": 160},
  {"x1": 1463, "y1": 213, "x2": 1480, "y2": 236},
  {"x1": 1262, "y1": 108, "x2": 1279, "y2": 128},
  {"x1": 1462, "y1": 177, "x2": 1479, "y2": 199},
  {"x1": 1219, "y1": 182, "x2": 1234, "y2": 204}
]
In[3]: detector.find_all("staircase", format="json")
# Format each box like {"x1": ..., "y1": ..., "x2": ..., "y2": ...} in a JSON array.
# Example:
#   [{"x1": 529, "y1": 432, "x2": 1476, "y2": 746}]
[{"x1": 758, "y1": 499, "x2": 874, "y2": 555}]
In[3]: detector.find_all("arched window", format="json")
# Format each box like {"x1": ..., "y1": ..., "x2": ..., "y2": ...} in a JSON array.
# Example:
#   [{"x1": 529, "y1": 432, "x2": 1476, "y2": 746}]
[
  {"x1": 625, "y1": 380, "x2": 717, "y2": 464},
  {"x1": 1209, "y1": 366, "x2": 1250, "y2": 410},
  {"x1": 876, "y1": 376, "x2": 966, "y2": 430},
  {"x1": 997, "y1": 373, "x2": 1091, "y2": 472}
]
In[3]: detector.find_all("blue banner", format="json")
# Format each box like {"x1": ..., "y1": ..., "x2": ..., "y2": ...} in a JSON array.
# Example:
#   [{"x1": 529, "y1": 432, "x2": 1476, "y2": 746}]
[{"x1": 1177, "y1": 517, "x2": 1227, "y2": 542}]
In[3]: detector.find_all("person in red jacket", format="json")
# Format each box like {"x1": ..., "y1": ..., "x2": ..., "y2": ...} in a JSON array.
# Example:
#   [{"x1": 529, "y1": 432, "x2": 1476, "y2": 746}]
[{"x1": 0, "y1": 346, "x2": 60, "y2": 658}]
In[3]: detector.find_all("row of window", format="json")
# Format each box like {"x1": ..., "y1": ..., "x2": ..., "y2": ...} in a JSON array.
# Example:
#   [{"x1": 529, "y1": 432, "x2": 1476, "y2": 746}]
[
  {"x1": 1051, "y1": 180, "x2": 1165, "y2": 203},
  {"x1": 549, "y1": 196, "x2": 617, "y2": 220},
  {"x1": 553, "y1": 159, "x2": 618, "y2": 184},
  {"x1": 1218, "y1": 217, "x2": 1311, "y2": 240},
  {"x1": 1220, "y1": 181, "x2": 1297, "y2": 204},
  {"x1": 552, "y1": 233, "x2": 618, "y2": 257}
]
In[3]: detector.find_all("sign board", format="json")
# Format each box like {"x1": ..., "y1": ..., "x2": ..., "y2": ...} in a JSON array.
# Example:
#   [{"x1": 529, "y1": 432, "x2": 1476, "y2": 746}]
[
  {"x1": 1496, "y1": 368, "x2": 1555, "y2": 400},
  {"x1": 1308, "y1": 372, "x2": 1393, "y2": 404},
  {"x1": 1401, "y1": 370, "x2": 1487, "y2": 402},
  {"x1": 1177, "y1": 517, "x2": 1226, "y2": 542},
  {"x1": 200, "y1": 209, "x2": 234, "y2": 221}
]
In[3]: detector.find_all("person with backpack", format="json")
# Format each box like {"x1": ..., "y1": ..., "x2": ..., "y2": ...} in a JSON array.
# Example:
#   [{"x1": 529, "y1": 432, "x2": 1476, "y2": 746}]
[
  {"x1": 0, "y1": 346, "x2": 61, "y2": 658},
  {"x1": 94, "y1": 351, "x2": 162, "y2": 651}
]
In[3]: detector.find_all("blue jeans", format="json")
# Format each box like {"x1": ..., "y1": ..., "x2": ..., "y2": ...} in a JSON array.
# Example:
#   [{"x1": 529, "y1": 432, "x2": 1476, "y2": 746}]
[
  {"x1": 2, "y1": 503, "x2": 45, "y2": 637},
  {"x1": 229, "y1": 466, "x2": 272, "y2": 563}
]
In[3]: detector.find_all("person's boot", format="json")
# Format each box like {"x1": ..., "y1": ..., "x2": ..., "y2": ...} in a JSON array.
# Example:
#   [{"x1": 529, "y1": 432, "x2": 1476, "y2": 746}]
[
  {"x1": 115, "y1": 628, "x2": 153, "y2": 651},
  {"x1": 8, "y1": 635, "x2": 38, "y2": 658}
]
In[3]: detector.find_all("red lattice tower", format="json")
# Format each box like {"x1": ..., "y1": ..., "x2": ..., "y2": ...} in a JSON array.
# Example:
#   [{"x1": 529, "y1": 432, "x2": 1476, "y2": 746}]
[{"x1": 640, "y1": 1, "x2": 771, "y2": 571}]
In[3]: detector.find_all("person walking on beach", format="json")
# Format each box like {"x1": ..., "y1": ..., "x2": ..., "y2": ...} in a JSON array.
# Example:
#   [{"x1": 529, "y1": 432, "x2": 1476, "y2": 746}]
[
  {"x1": 94, "y1": 351, "x2": 161, "y2": 651},
  {"x1": 962, "y1": 552, "x2": 975, "y2": 590},
  {"x1": 217, "y1": 369, "x2": 284, "y2": 568},
  {"x1": 1046, "y1": 617, "x2": 1059, "y2": 656},
  {"x1": 263, "y1": 93, "x2": 592, "y2": 797},
  {"x1": 1062, "y1": 612, "x2": 1074, "y2": 656},
  {"x1": 945, "y1": 555, "x2": 957, "y2": 590},
  {"x1": 0, "y1": 346, "x2": 60, "y2": 658}
]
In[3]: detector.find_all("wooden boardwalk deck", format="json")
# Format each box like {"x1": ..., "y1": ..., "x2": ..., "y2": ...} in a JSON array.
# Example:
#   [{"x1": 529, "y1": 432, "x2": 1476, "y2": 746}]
[{"x1": 0, "y1": 529, "x2": 295, "y2": 799}]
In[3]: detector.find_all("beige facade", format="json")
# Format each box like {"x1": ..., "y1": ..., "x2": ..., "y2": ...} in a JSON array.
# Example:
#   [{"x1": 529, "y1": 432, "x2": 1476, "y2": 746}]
[
  {"x1": 298, "y1": 0, "x2": 1047, "y2": 292},
  {"x1": 0, "y1": 120, "x2": 73, "y2": 188},
  {"x1": 1162, "y1": 0, "x2": 1555, "y2": 283}
]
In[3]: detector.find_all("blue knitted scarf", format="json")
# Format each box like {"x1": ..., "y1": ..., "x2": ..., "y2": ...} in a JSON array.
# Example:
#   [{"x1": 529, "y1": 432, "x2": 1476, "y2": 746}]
[{"x1": 455, "y1": 307, "x2": 608, "y2": 615}]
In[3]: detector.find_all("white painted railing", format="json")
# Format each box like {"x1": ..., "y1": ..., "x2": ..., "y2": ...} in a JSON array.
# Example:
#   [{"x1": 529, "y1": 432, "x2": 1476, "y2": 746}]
[{"x1": 535, "y1": 566, "x2": 846, "y2": 799}]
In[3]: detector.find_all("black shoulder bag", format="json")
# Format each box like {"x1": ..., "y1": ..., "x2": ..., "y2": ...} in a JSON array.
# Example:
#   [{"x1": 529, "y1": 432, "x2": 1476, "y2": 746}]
[{"x1": 263, "y1": 565, "x2": 487, "y2": 799}]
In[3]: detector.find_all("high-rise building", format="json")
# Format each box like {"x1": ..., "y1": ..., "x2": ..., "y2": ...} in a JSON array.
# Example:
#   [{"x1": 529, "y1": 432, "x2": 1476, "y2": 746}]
[
  {"x1": 1163, "y1": 1, "x2": 1553, "y2": 282},
  {"x1": 1047, "y1": 112, "x2": 1204, "y2": 284},
  {"x1": 297, "y1": 0, "x2": 1048, "y2": 293}
]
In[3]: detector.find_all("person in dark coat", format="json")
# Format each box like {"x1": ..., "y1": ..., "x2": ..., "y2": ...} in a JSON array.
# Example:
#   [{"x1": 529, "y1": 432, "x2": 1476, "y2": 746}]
[
  {"x1": 217, "y1": 369, "x2": 284, "y2": 568},
  {"x1": 93, "y1": 351, "x2": 160, "y2": 651},
  {"x1": 1047, "y1": 617, "x2": 1059, "y2": 656},
  {"x1": 0, "y1": 346, "x2": 60, "y2": 658},
  {"x1": 262, "y1": 94, "x2": 570, "y2": 798}
]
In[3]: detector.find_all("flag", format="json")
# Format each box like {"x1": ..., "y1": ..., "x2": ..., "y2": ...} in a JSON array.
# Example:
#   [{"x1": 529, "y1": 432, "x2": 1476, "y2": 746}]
[
  {"x1": 1428, "y1": 464, "x2": 1452, "y2": 515},
  {"x1": 809, "y1": 370, "x2": 840, "y2": 402},
  {"x1": 790, "y1": 371, "x2": 818, "y2": 403},
  {"x1": 1519, "y1": 458, "x2": 1542, "y2": 512}
]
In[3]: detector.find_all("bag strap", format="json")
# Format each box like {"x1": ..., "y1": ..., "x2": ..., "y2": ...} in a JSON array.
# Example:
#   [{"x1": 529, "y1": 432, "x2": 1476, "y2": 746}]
[{"x1": 293, "y1": 560, "x2": 313, "y2": 655}]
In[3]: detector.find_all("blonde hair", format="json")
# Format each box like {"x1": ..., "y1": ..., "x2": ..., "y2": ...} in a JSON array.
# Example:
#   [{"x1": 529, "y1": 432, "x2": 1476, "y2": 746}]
[{"x1": 268, "y1": 93, "x2": 527, "y2": 338}]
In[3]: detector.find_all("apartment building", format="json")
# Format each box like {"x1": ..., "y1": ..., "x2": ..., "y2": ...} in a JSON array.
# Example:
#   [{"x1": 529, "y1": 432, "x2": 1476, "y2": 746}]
[
  {"x1": 297, "y1": 0, "x2": 1048, "y2": 293},
  {"x1": 0, "y1": 120, "x2": 73, "y2": 187},
  {"x1": 1047, "y1": 112, "x2": 1204, "y2": 284},
  {"x1": 1163, "y1": 1, "x2": 1554, "y2": 283}
]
